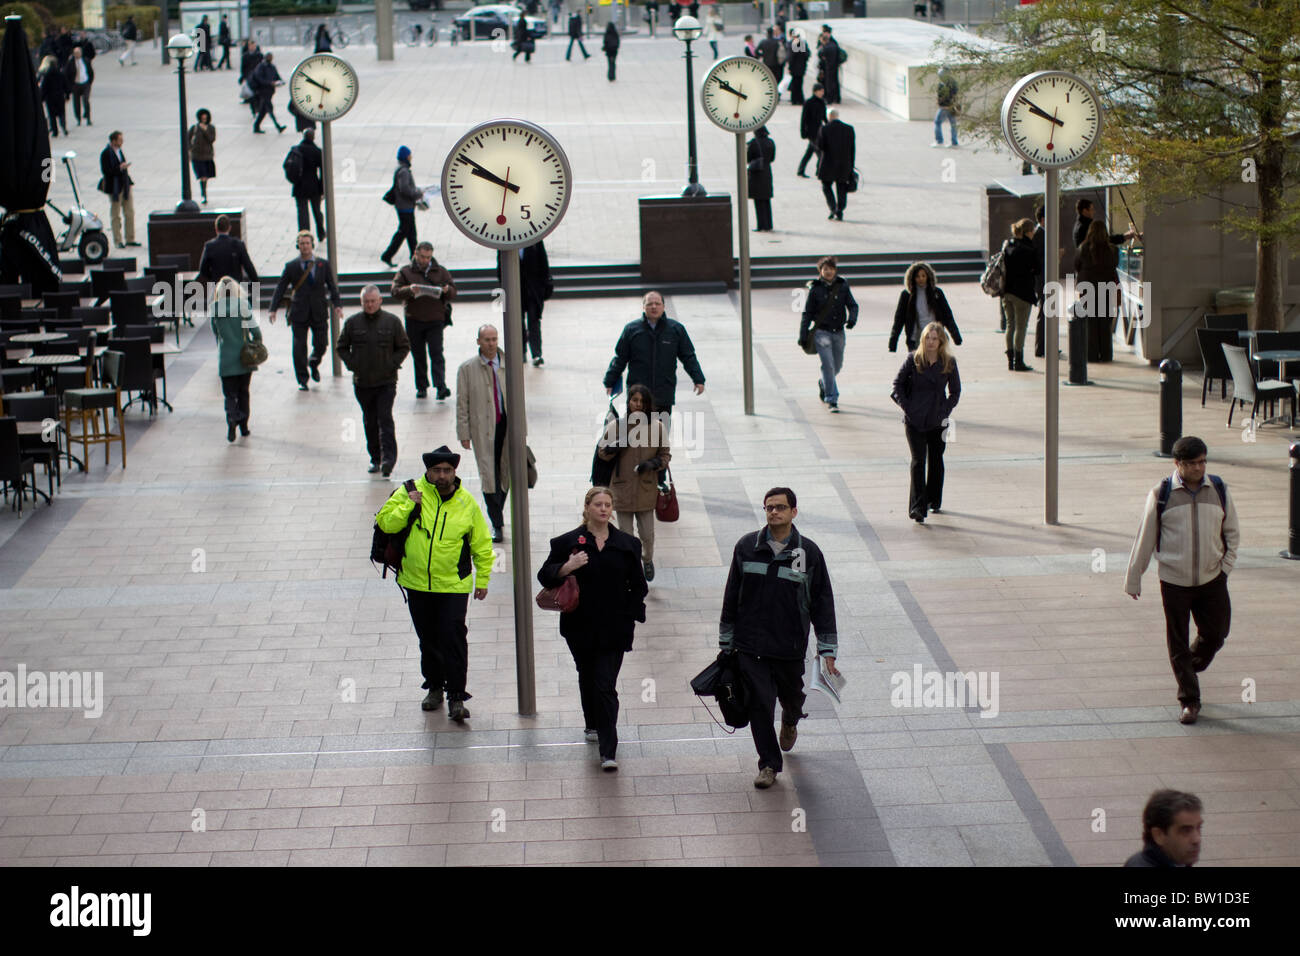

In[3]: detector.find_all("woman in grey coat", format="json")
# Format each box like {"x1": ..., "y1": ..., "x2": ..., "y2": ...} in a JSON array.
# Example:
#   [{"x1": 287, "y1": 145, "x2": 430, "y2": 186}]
[{"x1": 210, "y1": 276, "x2": 263, "y2": 442}]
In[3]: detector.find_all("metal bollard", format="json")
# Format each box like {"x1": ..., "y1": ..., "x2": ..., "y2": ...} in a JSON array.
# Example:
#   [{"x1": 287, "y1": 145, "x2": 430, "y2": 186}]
[
  {"x1": 1155, "y1": 358, "x2": 1182, "y2": 458},
  {"x1": 1283, "y1": 442, "x2": 1300, "y2": 560},
  {"x1": 1066, "y1": 309, "x2": 1090, "y2": 385}
]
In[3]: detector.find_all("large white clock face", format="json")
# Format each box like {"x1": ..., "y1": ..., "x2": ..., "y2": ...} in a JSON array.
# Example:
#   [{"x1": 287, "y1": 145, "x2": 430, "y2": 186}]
[
  {"x1": 440, "y1": 120, "x2": 572, "y2": 250},
  {"x1": 1001, "y1": 71, "x2": 1103, "y2": 169},
  {"x1": 701, "y1": 56, "x2": 778, "y2": 133},
  {"x1": 289, "y1": 54, "x2": 359, "y2": 123}
]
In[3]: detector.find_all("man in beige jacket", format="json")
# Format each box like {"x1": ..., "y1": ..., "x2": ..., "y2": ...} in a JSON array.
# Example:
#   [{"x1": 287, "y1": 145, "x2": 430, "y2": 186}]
[
  {"x1": 456, "y1": 325, "x2": 525, "y2": 543},
  {"x1": 1124, "y1": 436, "x2": 1239, "y2": 726}
]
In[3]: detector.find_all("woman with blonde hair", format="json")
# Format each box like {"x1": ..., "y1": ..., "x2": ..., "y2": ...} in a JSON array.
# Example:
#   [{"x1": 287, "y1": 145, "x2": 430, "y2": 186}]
[
  {"x1": 890, "y1": 321, "x2": 961, "y2": 523},
  {"x1": 38, "y1": 55, "x2": 69, "y2": 138},
  {"x1": 538, "y1": 486, "x2": 648, "y2": 771},
  {"x1": 209, "y1": 276, "x2": 263, "y2": 442}
]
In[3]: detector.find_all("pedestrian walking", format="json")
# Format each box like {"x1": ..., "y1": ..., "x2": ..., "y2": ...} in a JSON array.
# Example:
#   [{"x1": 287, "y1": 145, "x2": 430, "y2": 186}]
[
  {"x1": 602, "y1": 21, "x2": 619, "y2": 80},
  {"x1": 566, "y1": 11, "x2": 590, "y2": 60},
  {"x1": 787, "y1": 28, "x2": 808, "y2": 104},
  {"x1": 756, "y1": 27, "x2": 784, "y2": 89},
  {"x1": 747, "y1": 125, "x2": 775, "y2": 232},
  {"x1": 267, "y1": 232, "x2": 343, "y2": 390},
  {"x1": 1031, "y1": 206, "x2": 1048, "y2": 358},
  {"x1": 888, "y1": 261, "x2": 963, "y2": 354},
  {"x1": 1124, "y1": 436, "x2": 1238, "y2": 726},
  {"x1": 999, "y1": 217, "x2": 1037, "y2": 371},
  {"x1": 496, "y1": 240, "x2": 551, "y2": 366},
  {"x1": 932, "y1": 71, "x2": 958, "y2": 147},
  {"x1": 603, "y1": 291, "x2": 706, "y2": 418},
  {"x1": 287, "y1": 128, "x2": 325, "y2": 240},
  {"x1": 457, "y1": 325, "x2": 526, "y2": 544},
  {"x1": 62, "y1": 46, "x2": 92, "y2": 128},
  {"x1": 538, "y1": 487, "x2": 648, "y2": 770},
  {"x1": 796, "y1": 83, "x2": 825, "y2": 177},
  {"x1": 743, "y1": 34, "x2": 756, "y2": 57},
  {"x1": 380, "y1": 145, "x2": 425, "y2": 267},
  {"x1": 393, "y1": 241, "x2": 456, "y2": 400},
  {"x1": 511, "y1": 15, "x2": 535, "y2": 62},
  {"x1": 239, "y1": 41, "x2": 263, "y2": 118},
  {"x1": 195, "y1": 15, "x2": 213, "y2": 71},
  {"x1": 118, "y1": 16, "x2": 138, "y2": 66},
  {"x1": 375, "y1": 445, "x2": 494, "y2": 722},
  {"x1": 216, "y1": 16, "x2": 232, "y2": 70},
  {"x1": 187, "y1": 109, "x2": 216, "y2": 205},
  {"x1": 798, "y1": 255, "x2": 858, "y2": 412},
  {"x1": 197, "y1": 214, "x2": 258, "y2": 288},
  {"x1": 250, "y1": 52, "x2": 286, "y2": 134},
  {"x1": 1124, "y1": 791, "x2": 1204, "y2": 867},
  {"x1": 597, "y1": 384, "x2": 670, "y2": 581},
  {"x1": 890, "y1": 321, "x2": 960, "y2": 523},
  {"x1": 719, "y1": 486, "x2": 839, "y2": 789},
  {"x1": 817, "y1": 108, "x2": 854, "y2": 220},
  {"x1": 338, "y1": 286, "x2": 410, "y2": 476},
  {"x1": 314, "y1": 23, "x2": 332, "y2": 53},
  {"x1": 703, "y1": 8, "x2": 722, "y2": 59},
  {"x1": 816, "y1": 26, "x2": 842, "y2": 104},
  {"x1": 99, "y1": 131, "x2": 138, "y2": 248},
  {"x1": 37, "y1": 56, "x2": 68, "y2": 138},
  {"x1": 1074, "y1": 219, "x2": 1121, "y2": 363},
  {"x1": 209, "y1": 276, "x2": 262, "y2": 443}
]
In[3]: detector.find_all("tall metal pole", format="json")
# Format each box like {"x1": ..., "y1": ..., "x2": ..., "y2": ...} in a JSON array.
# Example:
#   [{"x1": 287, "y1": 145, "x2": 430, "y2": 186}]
[
  {"x1": 322, "y1": 120, "x2": 342, "y2": 376},
  {"x1": 736, "y1": 133, "x2": 754, "y2": 415},
  {"x1": 176, "y1": 56, "x2": 196, "y2": 210},
  {"x1": 1045, "y1": 167, "x2": 1060, "y2": 524},
  {"x1": 682, "y1": 36, "x2": 705, "y2": 196},
  {"x1": 500, "y1": 252, "x2": 537, "y2": 715}
]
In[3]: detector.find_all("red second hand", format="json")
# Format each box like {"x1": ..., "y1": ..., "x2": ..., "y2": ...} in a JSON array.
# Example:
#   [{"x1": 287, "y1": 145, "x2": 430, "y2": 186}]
[
  {"x1": 497, "y1": 167, "x2": 511, "y2": 225},
  {"x1": 1046, "y1": 108, "x2": 1058, "y2": 151}
]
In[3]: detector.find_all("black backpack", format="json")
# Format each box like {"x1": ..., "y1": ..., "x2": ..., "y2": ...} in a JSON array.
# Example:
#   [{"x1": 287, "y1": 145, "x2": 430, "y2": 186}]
[
  {"x1": 1155, "y1": 474, "x2": 1227, "y2": 552},
  {"x1": 283, "y1": 146, "x2": 304, "y2": 184},
  {"x1": 371, "y1": 480, "x2": 420, "y2": 582}
]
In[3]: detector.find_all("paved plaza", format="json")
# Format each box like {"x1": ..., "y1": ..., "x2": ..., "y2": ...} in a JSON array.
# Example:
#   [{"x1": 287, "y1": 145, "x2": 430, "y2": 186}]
[{"x1": 2, "y1": 21, "x2": 1298, "y2": 869}]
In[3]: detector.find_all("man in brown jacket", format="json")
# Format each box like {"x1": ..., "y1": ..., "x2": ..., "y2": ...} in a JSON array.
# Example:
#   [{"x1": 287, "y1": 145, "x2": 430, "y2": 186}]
[
  {"x1": 391, "y1": 241, "x2": 456, "y2": 400},
  {"x1": 456, "y1": 325, "x2": 526, "y2": 543}
]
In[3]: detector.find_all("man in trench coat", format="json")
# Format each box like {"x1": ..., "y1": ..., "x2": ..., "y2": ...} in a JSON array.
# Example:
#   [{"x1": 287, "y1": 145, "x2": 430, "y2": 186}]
[{"x1": 456, "y1": 325, "x2": 527, "y2": 543}]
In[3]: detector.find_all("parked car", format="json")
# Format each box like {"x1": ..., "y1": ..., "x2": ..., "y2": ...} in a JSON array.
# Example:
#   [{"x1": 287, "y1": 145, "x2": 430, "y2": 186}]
[{"x1": 453, "y1": 4, "x2": 548, "y2": 40}]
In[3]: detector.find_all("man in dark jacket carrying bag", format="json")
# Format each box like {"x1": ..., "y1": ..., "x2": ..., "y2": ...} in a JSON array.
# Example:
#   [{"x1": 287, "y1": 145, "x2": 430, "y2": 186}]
[
  {"x1": 799, "y1": 256, "x2": 858, "y2": 412},
  {"x1": 338, "y1": 285, "x2": 410, "y2": 476},
  {"x1": 720, "y1": 487, "x2": 839, "y2": 790}
]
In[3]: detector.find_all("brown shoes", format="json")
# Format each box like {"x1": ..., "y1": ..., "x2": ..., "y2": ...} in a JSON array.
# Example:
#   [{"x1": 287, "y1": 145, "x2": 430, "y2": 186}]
[
  {"x1": 779, "y1": 722, "x2": 798, "y2": 753},
  {"x1": 753, "y1": 767, "x2": 777, "y2": 789},
  {"x1": 1179, "y1": 704, "x2": 1200, "y2": 725}
]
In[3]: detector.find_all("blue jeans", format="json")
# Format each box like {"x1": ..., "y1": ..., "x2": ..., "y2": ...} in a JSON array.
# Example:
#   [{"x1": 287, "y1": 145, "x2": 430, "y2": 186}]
[
  {"x1": 814, "y1": 329, "x2": 845, "y2": 403},
  {"x1": 934, "y1": 107, "x2": 957, "y2": 145}
]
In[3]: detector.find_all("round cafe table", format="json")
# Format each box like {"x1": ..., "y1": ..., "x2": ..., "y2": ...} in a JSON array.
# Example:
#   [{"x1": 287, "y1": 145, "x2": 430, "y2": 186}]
[{"x1": 8, "y1": 332, "x2": 70, "y2": 344}]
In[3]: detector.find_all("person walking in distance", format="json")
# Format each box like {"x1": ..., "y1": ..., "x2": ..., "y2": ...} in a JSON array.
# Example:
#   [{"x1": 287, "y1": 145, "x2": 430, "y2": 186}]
[
  {"x1": 314, "y1": 23, "x2": 332, "y2": 53},
  {"x1": 798, "y1": 255, "x2": 858, "y2": 412},
  {"x1": 1124, "y1": 436, "x2": 1239, "y2": 726},
  {"x1": 1000, "y1": 218, "x2": 1038, "y2": 372},
  {"x1": 796, "y1": 83, "x2": 826, "y2": 178},
  {"x1": 603, "y1": 291, "x2": 706, "y2": 420},
  {"x1": 286, "y1": 128, "x2": 325, "y2": 241},
  {"x1": 118, "y1": 15, "x2": 138, "y2": 66},
  {"x1": 497, "y1": 240, "x2": 552, "y2": 367},
  {"x1": 891, "y1": 322, "x2": 960, "y2": 524},
  {"x1": 1031, "y1": 206, "x2": 1048, "y2": 358},
  {"x1": 268, "y1": 232, "x2": 344, "y2": 390},
  {"x1": 787, "y1": 28, "x2": 809, "y2": 105},
  {"x1": 598, "y1": 384, "x2": 670, "y2": 581},
  {"x1": 888, "y1": 261, "x2": 963, "y2": 355},
  {"x1": 756, "y1": 27, "x2": 784, "y2": 90},
  {"x1": 216, "y1": 15, "x2": 233, "y2": 70},
  {"x1": 209, "y1": 276, "x2": 263, "y2": 443},
  {"x1": 720, "y1": 487, "x2": 839, "y2": 789},
  {"x1": 240, "y1": 41, "x2": 263, "y2": 118},
  {"x1": 380, "y1": 146, "x2": 425, "y2": 268},
  {"x1": 538, "y1": 487, "x2": 648, "y2": 770},
  {"x1": 566, "y1": 10, "x2": 590, "y2": 60},
  {"x1": 511, "y1": 14, "x2": 535, "y2": 62},
  {"x1": 197, "y1": 214, "x2": 258, "y2": 288},
  {"x1": 38, "y1": 56, "x2": 69, "y2": 138},
  {"x1": 457, "y1": 325, "x2": 526, "y2": 544},
  {"x1": 195, "y1": 15, "x2": 213, "y2": 71},
  {"x1": 703, "y1": 7, "x2": 722, "y2": 60},
  {"x1": 747, "y1": 125, "x2": 776, "y2": 232},
  {"x1": 375, "y1": 446, "x2": 493, "y2": 722},
  {"x1": 602, "y1": 21, "x2": 620, "y2": 81},
  {"x1": 817, "y1": 108, "x2": 855, "y2": 221},
  {"x1": 1124, "y1": 791, "x2": 1204, "y2": 868},
  {"x1": 99, "y1": 131, "x2": 138, "y2": 248},
  {"x1": 62, "y1": 46, "x2": 92, "y2": 128},
  {"x1": 816, "y1": 25, "x2": 842, "y2": 104},
  {"x1": 338, "y1": 286, "x2": 411, "y2": 476},
  {"x1": 393, "y1": 241, "x2": 456, "y2": 400},
  {"x1": 187, "y1": 109, "x2": 216, "y2": 205},
  {"x1": 250, "y1": 52, "x2": 286, "y2": 133},
  {"x1": 932, "y1": 71, "x2": 958, "y2": 147}
]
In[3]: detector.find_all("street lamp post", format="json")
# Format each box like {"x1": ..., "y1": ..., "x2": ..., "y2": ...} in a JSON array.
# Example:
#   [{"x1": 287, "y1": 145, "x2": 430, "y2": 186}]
[
  {"x1": 166, "y1": 34, "x2": 199, "y2": 214},
  {"x1": 673, "y1": 16, "x2": 706, "y2": 197}
]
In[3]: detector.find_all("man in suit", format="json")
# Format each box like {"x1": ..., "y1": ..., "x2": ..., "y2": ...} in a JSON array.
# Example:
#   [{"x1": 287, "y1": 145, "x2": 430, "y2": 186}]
[
  {"x1": 268, "y1": 232, "x2": 343, "y2": 390},
  {"x1": 817, "y1": 109, "x2": 855, "y2": 221},
  {"x1": 99, "y1": 131, "x2": 138, "y2": 248},
  {"x1": 63, "y1": 45, "x2": 93, "y2": 127},
  {"x1": 1073, "y1": 198, "x2": 1137, "y2": 248},
  {"x1": 796, "y1": 84, "x2": 826, "y2": 177},
  {"x1": 496, "y1": 240, "x2": 551, "y2": 367},
  {"x1": 289, "y1": 129, "x2": 325, "y2": 241},
  {"x1": 197, "y1": 215, "x2": 258, "y2": 288}
]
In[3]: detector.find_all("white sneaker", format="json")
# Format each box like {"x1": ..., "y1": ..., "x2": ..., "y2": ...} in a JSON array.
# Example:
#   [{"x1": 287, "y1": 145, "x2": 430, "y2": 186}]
[
  {"x1": 600, "y1": 758, "x2": 618, "y2": 772},
  {"x1": 583, "y1": 728, "x2": 599, "y2": 743},
  {"x1": 929, "y1": 141, "x2": 944, "y2": 148}
]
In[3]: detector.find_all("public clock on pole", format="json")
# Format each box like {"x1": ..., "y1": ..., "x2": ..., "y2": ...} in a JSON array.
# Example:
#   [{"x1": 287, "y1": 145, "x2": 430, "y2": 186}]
[
  {"x1": 700, "y1": 56, "x2": 779, "y2": 133},
  {"x1": 441, "y1": 119, "x2": 573, "y2": 250},
  {"x1": 288, "y1": 54, "x2": 359, "y2": 123},
  {"x1": 1000, "y1": 71, "x2": 1103, "y2": 169}
]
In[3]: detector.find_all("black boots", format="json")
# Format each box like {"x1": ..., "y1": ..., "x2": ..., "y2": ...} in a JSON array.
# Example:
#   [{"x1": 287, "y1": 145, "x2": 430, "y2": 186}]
[
  {"x1": 1006, "y1": 349, "x2": 1015, "y2": 371},
  {"x1": 1013, "y1": 351, "x2": 1033, "y2": 372}
]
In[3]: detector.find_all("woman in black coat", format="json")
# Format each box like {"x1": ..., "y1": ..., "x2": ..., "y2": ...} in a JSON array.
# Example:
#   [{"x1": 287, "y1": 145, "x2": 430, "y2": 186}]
[
  {"x1": 1000, "y1": 217, "x2": 1038, "y2": 371},
  {"x1": 603, "y1": 22, "x2": 620, "y2": 81},
  {"x1": 889, "y1": 261, "x2": 962, "y2": 353},
  {"x1": 1074, "y1": 219, "x2": 1121, "y2": 362},
  {"x1": 746, "y1": 126, "x2": 775, "y2": 232},
  {"x1": 538, "y1": 487, "x2": 648, "y2": 771},
  {"x1": 511, "y1": 16, "x2": 534, "y2": 62},
  {"x1": 314, "y1": 23, "x2": 332, "y2": 53},
  {"x1": 891, "y1": 321, "x2": 961, "y2": 524},
  {"x1": 37, "y1": 56, "x2": 69, "y2": 137}
]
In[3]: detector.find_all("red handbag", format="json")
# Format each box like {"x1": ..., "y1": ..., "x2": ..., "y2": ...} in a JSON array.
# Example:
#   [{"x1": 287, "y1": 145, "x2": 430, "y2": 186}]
[
  {"x1": 536, "y1": 575, "x2": 579, "y2": 613},
  {"x1": 655, "y1": 467, "x2": 679, "y2": 523}
]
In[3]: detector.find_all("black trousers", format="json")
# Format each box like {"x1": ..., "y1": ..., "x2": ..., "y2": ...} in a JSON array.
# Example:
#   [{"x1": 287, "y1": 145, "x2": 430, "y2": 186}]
[
  {"x1": 354, "y1": 382, "x2": 397, "y2": 467},
  {"x1": 45, "y1": 101, "x2": 67, "y2": 136},
  {"x1": 482, "y1": 411, "x2": 508, "y2": 530},
  {"x1": 566, "y1": 37, "x2": 589, "y2": 59},
  {"x1": 216, "y1": 43, "x2": 231, "y2": 69},
  {"x1": 797, "y1": 141, "x2": 819, "y2": 175},
  {"x1": 220, "y1": 373, "x2": 251, "y2": 426},
  {"x1": 570, "y1": 644, "x2": 625, "y2": 759},
  {"x1": 296, "y1": 196, "x2": 324, "y2": 239},
  {"x1": 1033, "y1": 293, "x2": 1045, "y2": 357},
  {"x1": 1159, "y1": 573, "x2": 1231, "y2": 706},
  {"x1": 522, "y1": 297, "x2": 543, "y2": 360},
  {"x1": 753, "y1": 199, "x2": 773, "y2": 231},
  {"x1": 406, "y1": 319, "x2": 447, "y2": 392},
  {"x1": 606, "y1": 52, "x2": 616, "y2": 80},
  {"x1": 383, "y1": 210, "x2": 418, "y2": 261},
  {"x1": 738, "y1": 652, "x2": 806, "y2": 773},
  {"x1": 789, "y1": 71, "x2": 805, "y2": 104},
  {"x1": 254, "y1": 95, "x2": 280, "y2": 129},
  {"x1": 406, "y1": 590, "x2": 471, "y2": 700},
  {"x1": 904, "y1": 423, "x2": 946, "y2": 517},
  {"x1": 290, "y1": 319, "x2": 328, "y2": 385},
  {"x1": 70, "y1": 84, "x2": 91, "y2": 123},
  {"x1": 821, "y1": 180, "x2": 848, "y2": 215}
]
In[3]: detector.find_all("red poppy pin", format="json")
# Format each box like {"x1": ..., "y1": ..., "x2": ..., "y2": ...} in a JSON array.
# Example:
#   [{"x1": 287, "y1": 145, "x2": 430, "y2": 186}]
[{"x1": 577, "y1": 535, "x2": 587, "y2": 545}]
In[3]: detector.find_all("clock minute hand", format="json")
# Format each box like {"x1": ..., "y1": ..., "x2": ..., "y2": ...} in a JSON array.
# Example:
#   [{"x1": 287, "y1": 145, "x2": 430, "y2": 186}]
[
  {"x1": 1022, "y1": 98, "x2": 1064, "y2": 127},
  {"x1": 459, "y1": 156, "x2": 522, "y2": 193}
]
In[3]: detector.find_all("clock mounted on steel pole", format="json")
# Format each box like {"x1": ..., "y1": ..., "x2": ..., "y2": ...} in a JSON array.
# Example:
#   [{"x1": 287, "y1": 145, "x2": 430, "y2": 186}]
[{"x1": 288, "y1": 53, "x2": 359, "y2": 123}]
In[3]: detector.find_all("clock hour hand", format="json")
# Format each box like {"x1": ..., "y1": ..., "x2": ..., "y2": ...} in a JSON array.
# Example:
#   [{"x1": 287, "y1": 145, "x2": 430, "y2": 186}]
[
  {"x1": 303, "y1": 75, "x2": 331, "y2": 93},
  {"x1": 458, "y1": 156, "x2": 522, "y2": 193},
  {"x1": 718, "y1": 80, "x2": 748, "y2": 100},
  {"x1": 1022, "y1": 98, "x2": 1064, "y2": 127}
]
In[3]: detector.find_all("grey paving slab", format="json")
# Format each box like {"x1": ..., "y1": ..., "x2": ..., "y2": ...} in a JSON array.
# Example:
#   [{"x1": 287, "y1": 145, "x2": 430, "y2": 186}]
[
  {"x1": 886, "y1": 827, "x2": 975, "y2": 867},
  {"x1": 959, "y1": 823, "x2": 1054, "y2": 867}
]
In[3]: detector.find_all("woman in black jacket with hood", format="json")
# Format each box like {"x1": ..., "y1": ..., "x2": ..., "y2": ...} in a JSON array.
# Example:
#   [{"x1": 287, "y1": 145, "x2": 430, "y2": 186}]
[
  {"x1": 538, "y1": 487, "x2": 648, "y2": 771},
  {"x1": 1000, "y1": 217, "x2": 1038, "y2": 371},
  {"x1": 888, "y1": 261, "x2": 962, "y2": 353},
  {"x1": 891, "y1": 321, "x2": 961, "y2": 524},
  {"x1": 746, "y1": 126, "x2": 775, "y2": 231},
  {"x1": 603, "y1": 22, "x2": 620, "y2": 81}
]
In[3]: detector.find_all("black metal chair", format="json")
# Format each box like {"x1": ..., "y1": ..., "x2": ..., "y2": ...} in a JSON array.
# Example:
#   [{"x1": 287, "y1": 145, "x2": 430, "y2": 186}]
[
  {"x1": 0, "y1": 367, "x2": 38, "y2": 393},
  {"x1": 0, "y1": 294, "x2": 24, "y2": 321},
  {"x1": 20, "y1": 308, "x2": 54, "y2": 326},
  {"x1": 106, "y1": 336, "x2": 160, "y2": 414},
  {"x1": 3, "y1": 393, "x2": 61, "y2": 495},
  {"x1": 120, "y1": 325, "x2": 170, "y2": 410},
  {"x1": 1195, "y1": 328, "x2": 1237, "y2": 406},
  {"x1": 52, "y1": 329, "x2": 98, "y2": 393},
  {"x1": 42, "y1": 291, "x2": 81, "y2": 319},
  {"x1": 153, "y1": 253, "x2": 192, "y2": 271},
  {"x1": 63, "y1": 349, "x2": 126, "y2": 469},
  {"x1": 1204, "y1": 313, "x2": 1248, "y2": 331},
  {"x1": 58, "y1": 278, "x2": 91, "y2": 295},
  {"x1": 72, "y1": 306, "x2": 111, "y2": 328},
  {"x1": 0, "y1": 318, "x2": 41, "y2": 334},
  {"x1": 143, "y1": 265, "x2": 184, "y2": 342},
  {"x1": 90, "y1": 268, "x2": 127, "y2": 304},
  {"x1": 59, "y1": 257, "x2": 85, "y2": 275},
  {"x1": 0, "y1": 284, "x2": 32, "y2": 298},
  {"x1": 1222, "y1": 343, "x2": 1297, "y2": 426},
  {"x1": 109, "y1": 290, "x2": 148, "y2": 329},
  {"x1": 123, "y1": 276, "x2": 155, "y2": 293},
  {"x1": 101, "y1": 256, "x2": 137, "y2": 273},
  {"x1": 0, "y1": 416, "x2": 44, "y2": 514}
]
